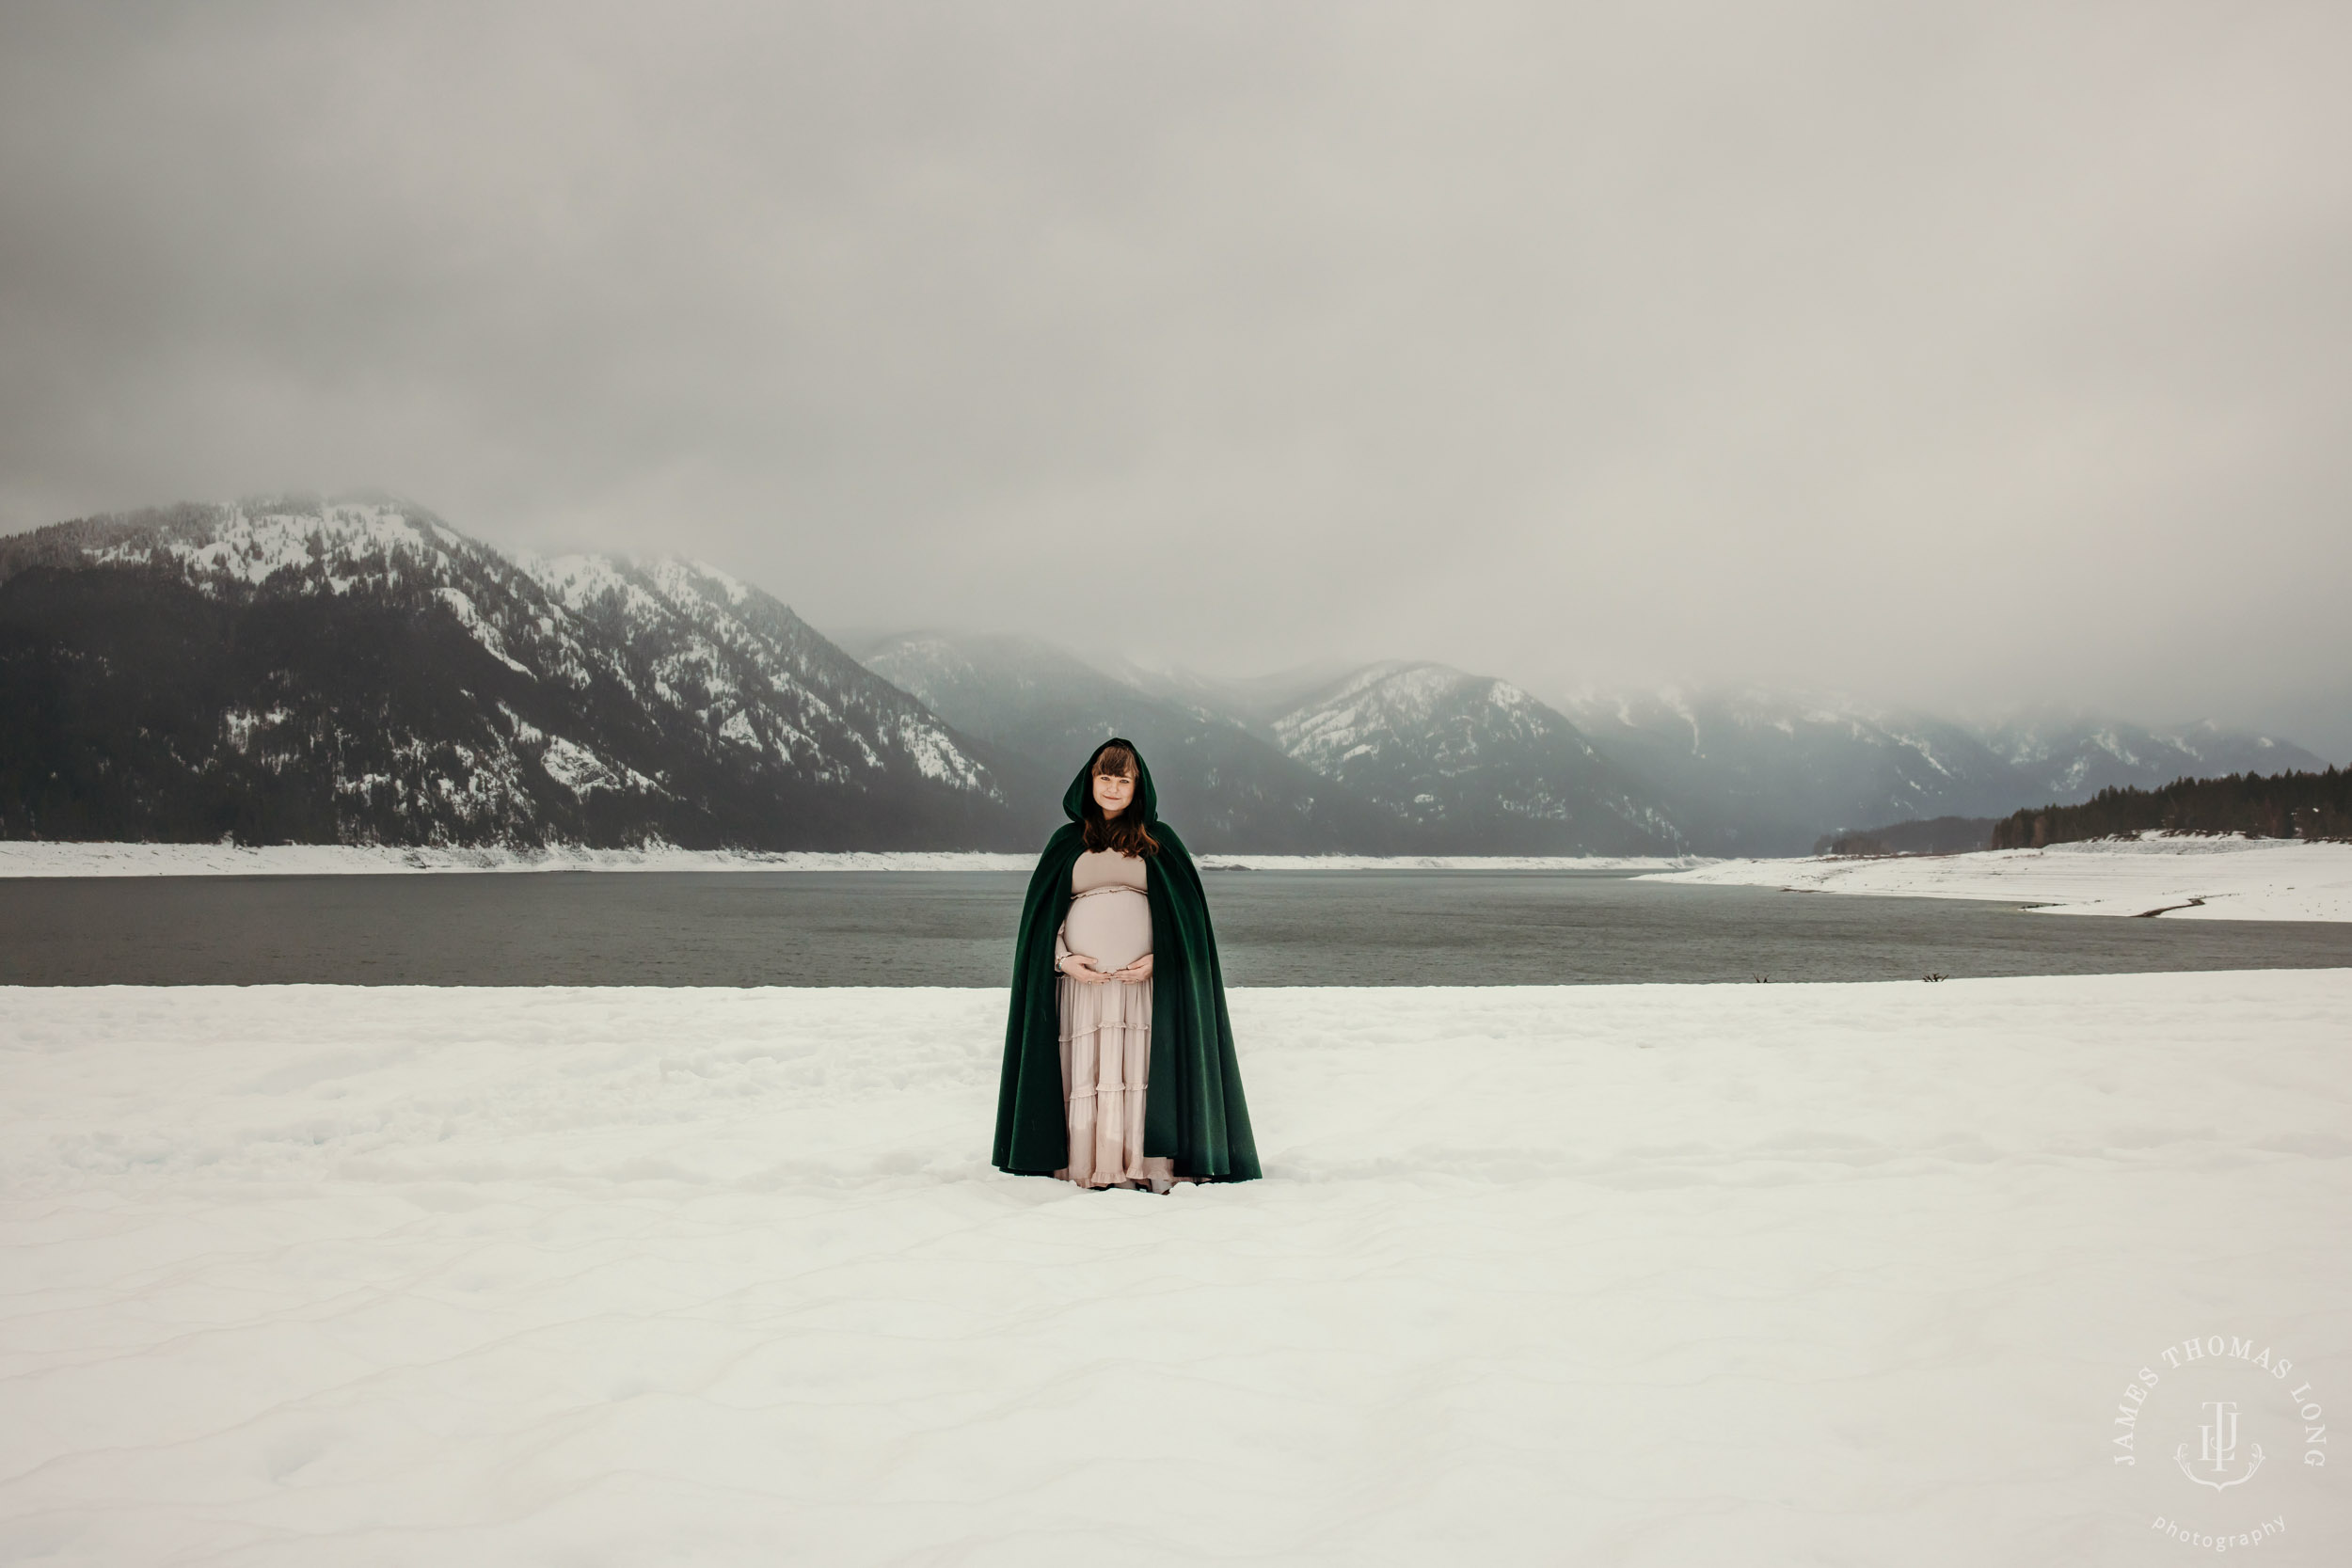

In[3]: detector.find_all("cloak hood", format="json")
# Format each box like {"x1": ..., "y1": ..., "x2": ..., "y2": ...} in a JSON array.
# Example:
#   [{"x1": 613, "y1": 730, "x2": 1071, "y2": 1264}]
[
  {"x1": 994, "y1": 737, "x2": 1260, "y2": 1182},
  {"x1": 1060, "y1": 736, "x2": 1159, "y2": 827}
]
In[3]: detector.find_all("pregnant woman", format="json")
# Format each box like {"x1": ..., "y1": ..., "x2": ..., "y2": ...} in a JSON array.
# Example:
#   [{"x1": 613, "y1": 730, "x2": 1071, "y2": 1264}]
[{"x1": 993, "y1": 737, "x2": 1261, "y2": 1190}]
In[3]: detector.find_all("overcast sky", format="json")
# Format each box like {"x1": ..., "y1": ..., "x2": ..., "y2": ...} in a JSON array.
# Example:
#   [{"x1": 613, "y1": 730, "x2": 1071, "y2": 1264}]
[{"x1": 3, "y1": 2, "x2": 2347, "y2": 754}]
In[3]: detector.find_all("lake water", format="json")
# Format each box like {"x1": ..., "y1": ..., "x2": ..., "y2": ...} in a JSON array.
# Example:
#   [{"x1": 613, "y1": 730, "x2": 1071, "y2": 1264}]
[{"x1": 3, "y1": 869, "x2": 2348, "y2": 986}]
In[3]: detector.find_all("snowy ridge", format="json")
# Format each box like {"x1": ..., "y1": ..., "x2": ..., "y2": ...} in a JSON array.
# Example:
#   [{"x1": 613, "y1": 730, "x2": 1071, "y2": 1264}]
[
  {"x1": 0, "y1": 496, "x2": 1007, "y2": 848},
  {"x1": 87, "y1": 497, "x2": 471, "y2": 594},
  {"x1": 1266, "y1": 659, "x2": 1682, "y2": 853},
  {"x1": 58, "y1": 498, "x2": 996, "y2": 796},
  {"x1": 1274, "y1": 660, "x2": 1599, "y2": 770},
  {"x1": 1640, "y1": 831, "x2": 2352, "y2": 922},
  {"x1": 521, "y1": 549, "x2": 993, "y2": 797},
  {"x1": 1975, "y1": 712, "x2": 2317, "y2": 798}
]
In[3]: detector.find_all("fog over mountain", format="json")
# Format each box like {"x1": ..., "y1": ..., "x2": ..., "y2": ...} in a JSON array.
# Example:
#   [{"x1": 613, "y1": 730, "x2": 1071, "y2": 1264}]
[
  {"x1": 1550, "y1": 689, "x2": 2328, "y2": 856},
  {"x1": 971, "y1": 649, "x2": 2321, "y2": 856},
  {"x1": 866, "y1": 638, "x2": 1684, "y2": 854},
  {"x1": 860, "y1": 621, "x2": 2323, "y2": 855},
  {"x1": 2, "y1": 4, "x2": 2345, "y2": 761},
  {"x1": 858, "y1": 632, "x2": 1400, "y2": 850}
]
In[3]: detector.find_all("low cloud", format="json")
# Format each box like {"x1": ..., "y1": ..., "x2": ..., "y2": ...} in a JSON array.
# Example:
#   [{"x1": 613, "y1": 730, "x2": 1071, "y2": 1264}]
[{"x1": 2, "y1": 1, "x2": 2345, "y2": 753}]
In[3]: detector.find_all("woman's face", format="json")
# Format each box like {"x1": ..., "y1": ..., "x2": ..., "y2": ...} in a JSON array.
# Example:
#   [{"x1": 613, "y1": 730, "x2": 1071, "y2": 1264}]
[{"x1": 1091, "y1": 763, "x2": 1136, "y2": 818}]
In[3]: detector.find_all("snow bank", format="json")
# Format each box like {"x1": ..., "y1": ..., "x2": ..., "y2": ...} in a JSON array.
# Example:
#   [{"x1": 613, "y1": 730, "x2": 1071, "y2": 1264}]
[
  {"x1": 0, "y1": 842, "x2": 1702, "y2": 878},
  {"x1": 1643, "y1": 832, "x2": 2352, "y2": 921},
  {"x1": 5, "y1": 977, "x2": 2346, "y2": 1562}
]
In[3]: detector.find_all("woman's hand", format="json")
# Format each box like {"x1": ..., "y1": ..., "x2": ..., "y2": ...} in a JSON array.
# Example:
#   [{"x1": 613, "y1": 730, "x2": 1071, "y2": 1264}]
[
  {"x1": 1059, "y1": 955, "x2": 1113, "y2": 985},
  {"x1": 1109, "y1": 953, "x2": 1153, "y2": 983}
]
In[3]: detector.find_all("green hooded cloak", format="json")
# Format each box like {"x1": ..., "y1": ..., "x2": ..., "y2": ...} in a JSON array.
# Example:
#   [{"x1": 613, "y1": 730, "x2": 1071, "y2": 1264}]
[{"x1": 992, "y1": 737, "x2": 1262, "y2": 1181}]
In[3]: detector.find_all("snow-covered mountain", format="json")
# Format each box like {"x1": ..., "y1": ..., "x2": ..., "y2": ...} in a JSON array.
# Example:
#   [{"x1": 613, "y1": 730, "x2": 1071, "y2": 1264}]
[
  {"x1": 8, "y1": 495, "x2": 2322, "y2": 856},
  {"x1": 862, "y1": 641, "x2": 1688, "y2": 853},
  {"x1": 1264, "y1": 661, "x2": 1685, "y2": 853},
  {"x1": 0, "y1": 496, "x2": 1014, "y2": 848},
  {"x1": 1979, "y1": 713, "x2": 2327, "y2": 804},
  {"x1": 1555, "y1": 688, "x2": 2328, "y2": 855},
  {"x1": 860, "y1": 632, "x2": 1399, "y2": 850}
]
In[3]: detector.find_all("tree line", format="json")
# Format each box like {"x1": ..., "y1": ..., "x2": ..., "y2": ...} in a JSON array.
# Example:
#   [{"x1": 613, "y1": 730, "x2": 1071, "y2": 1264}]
[{"x1": 1991, "y1": 768, "x2": 2352, "y2": 849}]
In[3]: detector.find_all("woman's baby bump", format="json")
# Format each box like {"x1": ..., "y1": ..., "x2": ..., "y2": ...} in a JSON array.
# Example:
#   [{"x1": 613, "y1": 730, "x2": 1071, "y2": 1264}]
[{"x1": 1065, "y1": 887, "x2": 1152, "y2": 972}]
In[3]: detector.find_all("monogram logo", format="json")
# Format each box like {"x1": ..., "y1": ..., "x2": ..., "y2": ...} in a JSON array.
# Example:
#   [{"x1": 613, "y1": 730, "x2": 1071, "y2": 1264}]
[{"x1": 2176, "y1": 1399, "x2": 2264, "y2": 1491}]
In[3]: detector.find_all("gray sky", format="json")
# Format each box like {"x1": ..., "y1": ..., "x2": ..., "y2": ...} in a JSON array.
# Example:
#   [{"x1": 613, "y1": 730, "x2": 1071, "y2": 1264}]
[{"x1": 3, "y1": 1, "x2": 2348, "y2": 756}]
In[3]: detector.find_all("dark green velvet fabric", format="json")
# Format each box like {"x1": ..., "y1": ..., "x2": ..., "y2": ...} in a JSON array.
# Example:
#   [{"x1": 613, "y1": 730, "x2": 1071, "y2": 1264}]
[{"x1": 992, "y1": 738, "x2": 1262, "y2": 1181}]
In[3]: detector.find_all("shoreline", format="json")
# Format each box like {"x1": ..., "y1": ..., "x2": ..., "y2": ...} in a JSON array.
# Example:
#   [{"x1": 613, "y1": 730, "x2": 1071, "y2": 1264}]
[
  {"x1": 8, "y1": 832, "x2": 2347, "y2": 922},
  {"x1": 0, "y1": 841, "x2": 1708, "y2": 878}
]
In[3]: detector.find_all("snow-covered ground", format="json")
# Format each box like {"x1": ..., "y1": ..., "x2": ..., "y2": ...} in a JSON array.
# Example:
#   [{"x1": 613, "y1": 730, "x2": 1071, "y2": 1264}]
[
  {"x1": 1198, "y1": 852, "x2": 1699, "y2": 872},
  {"x1": 1643, "y1": 832, "x2": 2352, "y2": 922},
  {"x1": 0, "y1": 842, "x2": 1700, "y2": 878},
  {"x1": 5, "y1": 977, "x2": 2344, "y2": 1563}
]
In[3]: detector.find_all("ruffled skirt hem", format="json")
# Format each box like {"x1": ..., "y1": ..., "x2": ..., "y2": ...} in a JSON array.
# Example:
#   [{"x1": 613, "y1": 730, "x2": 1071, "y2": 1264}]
[{"x1": 1057, "y1": 972, "x2": 1198, "y2": 1194}]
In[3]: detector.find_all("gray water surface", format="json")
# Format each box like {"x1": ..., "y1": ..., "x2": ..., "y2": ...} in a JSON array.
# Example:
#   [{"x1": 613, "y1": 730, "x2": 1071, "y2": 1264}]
[{"x1": 3, "y1": 869, "x2": 2347, "y2": 986}]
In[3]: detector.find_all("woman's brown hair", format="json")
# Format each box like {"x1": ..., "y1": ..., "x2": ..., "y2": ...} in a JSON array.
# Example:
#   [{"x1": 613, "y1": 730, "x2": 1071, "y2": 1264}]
[{"x1": 1080, "y1": 741, "x2": 1161, "y2": 857}]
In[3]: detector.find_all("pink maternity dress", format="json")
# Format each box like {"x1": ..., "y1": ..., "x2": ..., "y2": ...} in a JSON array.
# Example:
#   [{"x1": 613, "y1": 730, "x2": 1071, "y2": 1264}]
[{"x1": 1052, "y1": 847, "x2": 1181, "y2": 1193}]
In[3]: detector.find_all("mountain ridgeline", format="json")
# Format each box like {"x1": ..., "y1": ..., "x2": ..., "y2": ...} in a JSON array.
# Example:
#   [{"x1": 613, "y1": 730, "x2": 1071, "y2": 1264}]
[
  {"x1": 861, "y1": 640, "x2": 1680, "y2": 854},
  {"x1": 855, "y1": 634, "x2": 1402, "y2": 850},
  {"x1": 0, "y1": 496, "x2": 2328, "y2": 855}
]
